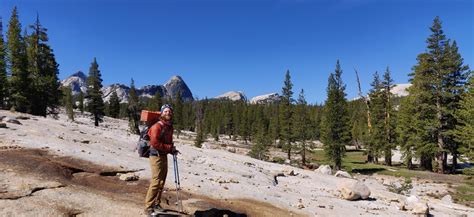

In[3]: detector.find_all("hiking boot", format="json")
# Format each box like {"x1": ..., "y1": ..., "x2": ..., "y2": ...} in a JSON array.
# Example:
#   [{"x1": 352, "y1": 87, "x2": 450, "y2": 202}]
[
  {"x1": 153, "y1": 204, "x2": 164, "y2": 212},
  {"x1": 144, "y1": 208, "x2": 154, "y2": 215}
]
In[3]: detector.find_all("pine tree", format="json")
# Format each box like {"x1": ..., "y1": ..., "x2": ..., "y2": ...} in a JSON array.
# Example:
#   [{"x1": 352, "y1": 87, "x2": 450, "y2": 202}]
[
  {"x1": 320, "y1": 60, "x2": 351, "y2": 170},
  {"x1": 279, "y1": 70, "x2": 294, "y2": 160},
  {"x1": 128, "y1": 79, "x2": 140, "y2": 134},
  {"x1": 173, "y1": 91, "x2": 184, "y2": 138},
  {"x1": 454, "y1": 74, "x2": 473, "y2": 162},
  {"x1": 108, "y1": 90, "x2": 120, "y2": 118},
  {"x1": 62, "y1": 86, "x2": 74, "y2": 121},
  {"x1": 249, "y1": 105, "x2": 270, "y2": 160},
  {"x1": 397, "y1": 94, "x2": 418, "y2": 169},
  {"x1": 147, "y1": 91, "x2": 162, "y2": 111},
  {"x1": 77, "y1": 91, "x2": 84, "y2": 113},
  {"x1": 406, "y1": 17, "x2": 469, "y2": 173},
  {"x1": 293, "y1": 89, "x2": 311, "y2": 166},
  {"x1": 381, "y1": 67, "x2": 396, "y2": 166},
  {"x1": 7, "y1": 7, "x2": 30, "y2": 113},
  {"x1": 194, "y1": 99, "x2": 205, "y2": 148},
  {"x1": 368, "y1": 71, "x2": 384, "y2": 164},
  {"x1": 86, "y1": 58, "x2": 105, "y2": 126},
  {"x1": 27, "y1": 14, "x2": 61, "y2": 116},
  {"x1": 0, "y1": 17, "x2": 8, "y2": 109}
]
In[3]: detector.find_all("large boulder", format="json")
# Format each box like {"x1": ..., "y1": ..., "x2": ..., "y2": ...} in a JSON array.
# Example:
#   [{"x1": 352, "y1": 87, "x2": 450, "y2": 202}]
[
  {"x1": 334, "y1": 170, "x2": 352, "y2": 178},
  {"x1": 315, "y1": 165, "x2": 332, "y2": 175},
  {"x1": 338, "y1": 180, "x2": 371, "y2": 200}
]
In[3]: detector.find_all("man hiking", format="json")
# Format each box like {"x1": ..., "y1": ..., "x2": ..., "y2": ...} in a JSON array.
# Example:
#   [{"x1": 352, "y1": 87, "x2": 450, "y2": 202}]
[{"x1": 144, "y1": 104, "x2": 179, "y2": 215}]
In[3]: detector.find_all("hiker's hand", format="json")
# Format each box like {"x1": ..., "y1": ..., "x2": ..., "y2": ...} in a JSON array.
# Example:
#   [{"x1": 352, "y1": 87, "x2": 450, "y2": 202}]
[{"x1": 171, "y1": 147, "x2": 180, "y2": 155}]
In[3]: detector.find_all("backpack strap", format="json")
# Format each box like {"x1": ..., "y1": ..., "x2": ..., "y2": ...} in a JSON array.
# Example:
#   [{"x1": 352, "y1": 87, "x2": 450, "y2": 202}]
[{"x1": 157, "y1": 121, "x2": 167, "y2": 144}]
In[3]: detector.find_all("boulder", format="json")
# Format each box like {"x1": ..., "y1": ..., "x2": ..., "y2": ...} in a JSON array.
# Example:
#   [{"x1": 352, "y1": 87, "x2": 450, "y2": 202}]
[
  {"x1": 4, "y1": 117, "x2": 21, "y2": 125},
  {"x1": 226, "y1": 147, "x2": 236, "y2": 153},
  {"x1": 338, "y1": 180, "x2": 371, "y2": 200},
  {"x1": 405, "y1": 195, "x2": 420, "y2": 209},
  {"x1": 119, "y1": 173, "x2": 139, "y2": 181},
  {"x1": 441, "y1": 194, "x2": 453, "y2": 204},
  {"x1": 412, "y1": 202, "x2": 429, "y2": 216},
  {"x1": 315, "y1": 165, "x2": 332, "y2": 175},
  {"x1": 334, "y1": 171, "x2": 352, "y2": 178}
]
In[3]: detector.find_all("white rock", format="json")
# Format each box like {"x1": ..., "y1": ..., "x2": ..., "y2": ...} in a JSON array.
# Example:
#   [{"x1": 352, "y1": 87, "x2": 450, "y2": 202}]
[
  {"x1": 334, "y1": 171, "x2": 352, "y2": 178},
  {"x1": 119, "y1": 173, "x2": 139, "y2": 181},
  {"x1": 406, "y1": 195, "x2": 420, "y2": 206},
  {"x1": 315, "y1": 165, "x2": 332, "y2": 175},
  {"x1": 441, "y1": 194, "x2": 453, "y2": 204},
  {"x1": 338, "y1": 180, "x2": 371, "y2": 200},
  {"x1": 226, "y1": 147, "x2": 236, "y2": 153},
  {"x1": 412, "y1": 202, "x2": 429, "y2": 216}
]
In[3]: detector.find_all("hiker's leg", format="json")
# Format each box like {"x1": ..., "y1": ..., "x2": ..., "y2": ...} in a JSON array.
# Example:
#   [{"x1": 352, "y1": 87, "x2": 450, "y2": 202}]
[
  {"x1": 156, "y1": 154, "x2": 168, "y2": 205},
  {"x1": 145, "y1": 155, "x2": 160, "y2": 209}
]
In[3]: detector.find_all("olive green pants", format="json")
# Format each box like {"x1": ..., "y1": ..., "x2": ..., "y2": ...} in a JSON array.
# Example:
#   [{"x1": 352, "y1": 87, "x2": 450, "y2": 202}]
[{"x1": 145, "y1": 154, "x2": 168, "y2": 209}]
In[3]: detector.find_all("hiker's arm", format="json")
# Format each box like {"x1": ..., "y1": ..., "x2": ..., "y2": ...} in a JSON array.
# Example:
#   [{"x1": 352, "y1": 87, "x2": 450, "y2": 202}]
[{"x1": 148, "y1": 124, "x2": 161, "y2": 150}]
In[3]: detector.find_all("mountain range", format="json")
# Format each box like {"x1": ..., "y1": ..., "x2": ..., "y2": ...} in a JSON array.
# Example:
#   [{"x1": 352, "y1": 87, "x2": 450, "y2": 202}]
[{"x1": 61, "y1": 72, "x2": 411, "y2": 104}]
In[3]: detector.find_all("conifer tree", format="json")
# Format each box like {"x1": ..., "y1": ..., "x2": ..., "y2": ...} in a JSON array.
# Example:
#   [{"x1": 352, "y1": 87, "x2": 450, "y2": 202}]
[
  {"x1": 397, "y1": 94, "x2": 418, "y2": 169},
  {"x1": 128, "y1": 79, "x2": 140, "y2": 134},
  {"x1": 294, "y1": 89, "x2": 311, "y2": 166},
  {"x1": 279, "y1": 70, "x2": 294, "y2": 160},
  {"x1": 27, "y1": 14, "x2": 61, "y2": 116},
  {"x1": 194, "y1": 100, "x2": 205, "y2": 148},
  {"x1": 406, "y1": 17, "x2": 469, "y2": 173},
  {"x1": 147, "y1": 91, "x2": 162, "y2": 111},
  {"x1": 77, "y1": 91, "x2": 84, "y2": 113},
  {"x1": 0, "y1": 17, "x2": 8, "y2": 109},
  {"x1": 320, "y1": 60, "x2": 351, "y2": 170},
  {"x1": 108, "y1": 90, "x2": 120, "y2": 118},
  {"x1": 62, "y1": 86, "x2": 74, "y2": 121},
  {"x1": 368, "y1": 71, "x2": 384, "y2": 164},
  {"x1": 173, "y1": 91, "x2": 183, "y2": 138},
  {"x1": 454, "y1": 74, "x2": 473, "y2": 162},
  {"x1": 86, "y1": 58, "x2": 105, "y2": 126},
  {"x1": 381, "y1": 67, "x2": 396, "y2": 166},
  {"x1": 7, "y1": 7, "x2": 30, "y2": 113},
  {"x1": 249, "y1": 105, "x2": 270, "y2": 160}
]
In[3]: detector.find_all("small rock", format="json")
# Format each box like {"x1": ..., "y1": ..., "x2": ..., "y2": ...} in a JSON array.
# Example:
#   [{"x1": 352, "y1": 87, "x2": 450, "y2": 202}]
[
  {"x1": 119, "y1": 173, "x2": 139, "y2": 181},
  {"x1": 441, "y1": 194, "x2": 453, "y2": 204},
  {"x1": 6, "y1": 118, "x2": 21, "y2": 125},
  {"x1": 0, "y1": 123, "x2": 6, "y2": 128},
  {"x1": 412, "y1": 202, "x2": 429, "y2": 216},
  {"x1": 398, "y1": 202, "x2": 407, "y2": 211},
  {"x1": 297, "y1": 203, "x2": 305, "y2": 209},
  {"x1": 226, "y1": 147, "x2": 236, "y2": 153},
  {"x1": 334, "y1": 170, "x2": 352, "y2": 178},
  {"x1": 284, "y1": 159, "x2": 291, "y2": 164}
]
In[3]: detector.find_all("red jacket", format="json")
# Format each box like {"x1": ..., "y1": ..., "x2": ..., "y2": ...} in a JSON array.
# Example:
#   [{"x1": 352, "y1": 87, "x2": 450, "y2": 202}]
[{"x1": 148, "y1": 120, "x2": 174, "y2": 154}]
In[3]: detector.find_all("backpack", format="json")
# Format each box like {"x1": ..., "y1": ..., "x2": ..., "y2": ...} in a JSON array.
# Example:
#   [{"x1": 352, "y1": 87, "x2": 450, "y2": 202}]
[{"x1": 136, "y1": 122, "x2": 165, "y2": 158}]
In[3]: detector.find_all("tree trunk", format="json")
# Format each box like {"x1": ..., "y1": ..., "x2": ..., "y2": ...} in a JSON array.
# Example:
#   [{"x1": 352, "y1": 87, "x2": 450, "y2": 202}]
[
  {"x1": 420, "y1": 154, "x2": 433, "y2": 171},
  {"x1": 302, "y1": 143, "x2": 306, "y2": 166},
  {"x1": 436, "y1": 99, "x2": 447, "y2": 174},
  {"x1": 384, "y1": 147, "x2": 392, "y2": 166},
  {"x1": 94, "y1": 116, "x2": 99, "y2": 126},
  {"x1": 406, "y1": 157, "x2": 413, "y2": 169}
]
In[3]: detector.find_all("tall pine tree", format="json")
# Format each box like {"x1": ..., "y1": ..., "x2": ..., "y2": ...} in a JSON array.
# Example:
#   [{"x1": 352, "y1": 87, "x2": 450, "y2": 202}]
[
  {"x1": 27, "y1": 14, "x2": 61, "y2": 116},
  {"x1": 7, "y1": 7, "x2": 30, "y2": 113},
  {"x1": 454, "y1": 74, "x2": 473, "y2": 162},
  {"x1": 320, "y1": 60, "x2": 351, "y2": 170},
  {"x1": 0, "y1": 17, "x2": 8, "y2": 109},
  {"x1": 128, "y1": 79, "x2": 140, "y2": 134},
  {"x1": 279, "y1": 70, "x2": 294, "y2": 160},
  {"x1": 86, "y1": 58, "x2": 105, "y2": 126},
  {"x1": 108, "y1": 90, "x2": 120, "y2": 118}
]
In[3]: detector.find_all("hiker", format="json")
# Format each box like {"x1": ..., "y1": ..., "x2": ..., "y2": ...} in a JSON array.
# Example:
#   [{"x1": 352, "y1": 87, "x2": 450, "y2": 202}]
[{"x1": 144, "y1": 104, "x2": 179, "y2": 215}]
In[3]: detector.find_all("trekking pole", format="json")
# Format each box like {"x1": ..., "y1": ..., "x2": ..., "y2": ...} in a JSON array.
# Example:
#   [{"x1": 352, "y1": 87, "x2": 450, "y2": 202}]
[{"x1": 173, "y1": 154, "x2": 183, "y2": 213}]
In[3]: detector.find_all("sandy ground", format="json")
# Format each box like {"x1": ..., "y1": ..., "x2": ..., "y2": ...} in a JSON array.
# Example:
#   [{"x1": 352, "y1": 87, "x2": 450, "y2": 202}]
[{"x1": 1, "y1": 109, "x2": 473, "y2": 217}]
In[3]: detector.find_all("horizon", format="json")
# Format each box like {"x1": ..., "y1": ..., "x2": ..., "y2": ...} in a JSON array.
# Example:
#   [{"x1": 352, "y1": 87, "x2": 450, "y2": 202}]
[{"x1": 0, "y1": 0, "x2": 472, "y2": 104}]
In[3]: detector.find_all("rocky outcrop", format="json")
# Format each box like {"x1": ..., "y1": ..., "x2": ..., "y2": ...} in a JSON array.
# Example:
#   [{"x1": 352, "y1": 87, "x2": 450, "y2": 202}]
[
  {"x1": 61, "y1": 71, "x2": 87, "y2": 95},
  {"x1": 250, "y1": 93, "x2": 280, "y2": 104},
  {"x1": 164, "y1": 75, "x2": 193, "y2": 101},
  {"x1": 214, "y1": 91, "x2": 247, "y2": 101},
  {"x1": 334, "y1": 171, "x2": 352, "y2": 178},
  {"x1": 61, "y1": 74, "x2": 193, "y2": 102},
  {"x1": 101, "y1": 84, "x2": 130, "y2": 103}
]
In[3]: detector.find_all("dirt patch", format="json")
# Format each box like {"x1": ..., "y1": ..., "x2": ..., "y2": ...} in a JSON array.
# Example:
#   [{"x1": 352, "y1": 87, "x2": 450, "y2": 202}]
[{"x1": 0, "y1": 148, "x2": 304, "y2": 216}]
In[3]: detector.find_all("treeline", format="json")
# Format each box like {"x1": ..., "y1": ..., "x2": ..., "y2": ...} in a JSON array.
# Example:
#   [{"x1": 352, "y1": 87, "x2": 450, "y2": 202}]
[{"x1": 0, "y1": 7, "x2": 61, "y2": 116}]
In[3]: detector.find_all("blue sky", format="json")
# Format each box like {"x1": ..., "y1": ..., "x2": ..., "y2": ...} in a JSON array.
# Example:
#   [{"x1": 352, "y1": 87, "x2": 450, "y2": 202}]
[{"x1": 1, "y1": 0, "x2": 472, "y2": 104}]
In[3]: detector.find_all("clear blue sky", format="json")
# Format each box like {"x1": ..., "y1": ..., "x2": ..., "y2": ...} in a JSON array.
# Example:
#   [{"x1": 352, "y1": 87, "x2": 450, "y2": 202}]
[{"x1": 1, "y1": 0, "x2": 472, "y2": 104}]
